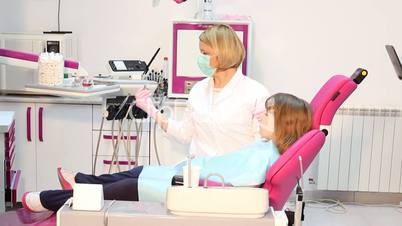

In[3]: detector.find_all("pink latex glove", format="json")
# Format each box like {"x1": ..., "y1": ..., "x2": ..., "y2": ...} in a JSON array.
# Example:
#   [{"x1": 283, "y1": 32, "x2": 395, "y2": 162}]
[
  {"x1": 252, "y1": 103, "x2": 266, "y2": 121},
  {"x1": 135, "y1": 88, "x2": 157, "y2": 118}
]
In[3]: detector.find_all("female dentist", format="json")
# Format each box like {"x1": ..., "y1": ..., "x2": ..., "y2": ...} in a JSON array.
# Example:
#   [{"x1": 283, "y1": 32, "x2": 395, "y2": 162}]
[{"x1": 136, "y1": 24, "x2": 269, "y2": 156}]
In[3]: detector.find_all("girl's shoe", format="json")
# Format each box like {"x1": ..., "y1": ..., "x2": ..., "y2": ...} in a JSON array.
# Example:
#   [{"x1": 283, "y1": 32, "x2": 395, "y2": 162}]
[
  {"x1": 57, "y1": 167, "x2": 76, "y2": 190},
  {"x1": 21, "y1": 192, "x2": 48, "y2": 212}
]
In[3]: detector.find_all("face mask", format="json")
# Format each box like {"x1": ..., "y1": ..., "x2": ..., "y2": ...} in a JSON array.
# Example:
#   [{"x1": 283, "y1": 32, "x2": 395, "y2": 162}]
[{"x1": 197, "y1": 54, "x2": 215, "y2": 77}]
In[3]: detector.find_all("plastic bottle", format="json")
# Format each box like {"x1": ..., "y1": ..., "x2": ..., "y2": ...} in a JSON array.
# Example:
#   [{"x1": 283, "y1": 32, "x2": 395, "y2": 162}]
[{"x1": 202, "y1": 0, "x2": 214, "y2": 20}]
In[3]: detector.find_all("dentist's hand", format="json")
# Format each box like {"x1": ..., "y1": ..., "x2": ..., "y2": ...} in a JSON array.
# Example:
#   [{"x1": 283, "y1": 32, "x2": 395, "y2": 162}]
[{"x1": 135, "y1": 88, "x2": 157, "y2": 118}]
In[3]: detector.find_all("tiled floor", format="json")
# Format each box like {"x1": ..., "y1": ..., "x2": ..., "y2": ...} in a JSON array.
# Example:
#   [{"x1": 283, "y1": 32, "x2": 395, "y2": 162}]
[{"x1": 304, "y1": 205, "x2": 402, "y2": 226}]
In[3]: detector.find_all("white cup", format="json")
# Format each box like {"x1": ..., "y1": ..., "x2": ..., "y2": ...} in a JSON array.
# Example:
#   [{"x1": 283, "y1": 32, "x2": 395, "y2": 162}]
[{"x1": 182, "y1": 165, "x2": 200, "y2": 188}]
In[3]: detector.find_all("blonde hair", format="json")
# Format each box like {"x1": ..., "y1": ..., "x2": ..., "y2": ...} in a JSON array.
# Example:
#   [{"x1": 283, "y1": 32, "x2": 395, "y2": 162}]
[
  {"x1": 266, "y1": 93, "x2": 312, "y2": 154},
  {"x1": 199, "y1": 24, "x2": 245, "y2": 70}
]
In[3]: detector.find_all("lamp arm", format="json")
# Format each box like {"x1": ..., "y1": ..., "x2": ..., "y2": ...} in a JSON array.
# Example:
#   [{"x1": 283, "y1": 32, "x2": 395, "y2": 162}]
[{"x1": 0, "y1": 48, "x2": 87, "y2": 76}]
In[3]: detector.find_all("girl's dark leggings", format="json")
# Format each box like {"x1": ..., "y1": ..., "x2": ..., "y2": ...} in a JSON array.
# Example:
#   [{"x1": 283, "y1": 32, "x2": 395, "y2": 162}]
[{"x1": 40, "y1": 166, "x2": 144, "y2": 211}]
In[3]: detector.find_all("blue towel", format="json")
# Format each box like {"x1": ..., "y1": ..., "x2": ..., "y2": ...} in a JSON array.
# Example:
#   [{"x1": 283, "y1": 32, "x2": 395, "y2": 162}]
[{"x1": 138, "y1": 139, "x2": 279, "y2": 203}]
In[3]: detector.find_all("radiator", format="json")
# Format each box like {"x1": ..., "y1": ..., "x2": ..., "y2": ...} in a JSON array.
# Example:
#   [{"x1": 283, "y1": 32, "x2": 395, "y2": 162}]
[{"x1": 317, "y1": 107, "x2": 402, "y2": 192}]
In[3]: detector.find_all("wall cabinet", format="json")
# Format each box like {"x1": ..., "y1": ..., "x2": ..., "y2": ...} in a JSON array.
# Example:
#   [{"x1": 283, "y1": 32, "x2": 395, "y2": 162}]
[
  {"x1": 0, "y1": 102, "x2": 36, "y2": 201},
  {"x1": 0, "y1": 102, "x2": 92, "y2": 199},
  {"x1": 35, "y1": 103, "x2": 92, "y2": 191}
]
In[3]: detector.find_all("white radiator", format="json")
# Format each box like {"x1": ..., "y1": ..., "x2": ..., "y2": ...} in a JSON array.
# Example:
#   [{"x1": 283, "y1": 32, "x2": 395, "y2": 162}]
[{"x1": 317, "y1": 108, "x2": 402, "y2": 192}]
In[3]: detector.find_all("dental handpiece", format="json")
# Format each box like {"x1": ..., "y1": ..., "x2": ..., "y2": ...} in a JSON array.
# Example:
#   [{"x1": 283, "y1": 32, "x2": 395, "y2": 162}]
[
  {"x1": 295, "y1": 156, "x2": 304, "y2": 226},
  {"x1": 187, "y1": 154, "x2": 194, "y2": 188},
  {"x1": 294, "y1": 182, "x2": 303, "y2": 226}
]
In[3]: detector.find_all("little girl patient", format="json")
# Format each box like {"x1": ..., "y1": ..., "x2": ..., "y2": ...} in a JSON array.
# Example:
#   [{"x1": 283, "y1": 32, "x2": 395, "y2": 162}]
[{"x1": 22, "y1": 93, "x2": 312, "y2": 212}]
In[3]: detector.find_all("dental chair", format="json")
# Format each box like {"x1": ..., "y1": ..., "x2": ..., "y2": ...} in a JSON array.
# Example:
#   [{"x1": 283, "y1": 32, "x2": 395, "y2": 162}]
[
  {"x1": 263, "y1": 68, "x2": 367, "y2": 211},
  {"x1": 0, "y1": 69, "x2": 367, "y2": 226}
]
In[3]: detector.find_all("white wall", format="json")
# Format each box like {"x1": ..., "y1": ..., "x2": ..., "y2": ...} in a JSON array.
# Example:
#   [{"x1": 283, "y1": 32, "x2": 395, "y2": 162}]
[{"x1": 1, "y1": 0, "x2": 402, "y2": 108}]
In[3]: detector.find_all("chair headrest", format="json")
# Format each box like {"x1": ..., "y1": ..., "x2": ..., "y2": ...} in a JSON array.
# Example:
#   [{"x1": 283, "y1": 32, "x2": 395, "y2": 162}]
[
  {"x1": 265, "y1": 130, "x2": 325, "y2": 184},
  {"x1": 263, "y1": 129, "x2": 326, "y2": 210},
  {"x1": 310, "y1": 75, "x2": 357, "y2": 129}
]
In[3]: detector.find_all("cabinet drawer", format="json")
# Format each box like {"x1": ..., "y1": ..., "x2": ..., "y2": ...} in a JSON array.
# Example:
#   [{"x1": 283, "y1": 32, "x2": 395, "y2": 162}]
[
  {"x1": 92, "y1": 131, "x2": 150, "y2": 157},
  {"x1": 92, "y1": 105, "x2": 151, "y2": 131},
  {"x1": 5, "y1": 150, "x2": 16, "y2": 187},
  {"x1": 6, "y1": 120, "x2": 15, "y2": 136},
  {"x1": 93, "y1": 156, "x2": 149, "y2": 175},
  {"x1": 5, "y1": 148, "x2": 15, "y2": 170},
  {"x1": 5, "y1": 132, "x2": 15, "y2": 151},
  {"x1": 5, "y1": 144, "x2": 15, "y2": 160},
  {"x1": 5, "y1": 120, "x2": 15, "y2": 147}
]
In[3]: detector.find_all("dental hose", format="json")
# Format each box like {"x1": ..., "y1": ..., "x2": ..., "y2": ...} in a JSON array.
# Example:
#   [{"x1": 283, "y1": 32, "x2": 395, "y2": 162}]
[
  {"x1": 108, "y1": 95, "x2": 131, "y2": 173},
  {"x1": 95, "y1": 94, "x2": 158, "y2": 173},
  {"x1": 110, "y1": 117, "x2": 135, "y2": 173},
  {"x1": 109, "y1": 119, "x2": 121, "y2": 173},
  {"x1": 153, "y1": 116, "x2": 161, "y2": 165},
  {"x1": 153, "y1": 96, "x2": 167, "y2": 165},
  {"x1": 134, "y1": 119, "x2": 144, "y2": 167},
  {"x1": 95, "y1": 95, "x2": 146, "y2": 174},
  {"x1": 125, "y1": 115, "x2": 132, "y2": 169},
  {"x1": 123, "y1": 105, "x2": 134, "y2": 169}
]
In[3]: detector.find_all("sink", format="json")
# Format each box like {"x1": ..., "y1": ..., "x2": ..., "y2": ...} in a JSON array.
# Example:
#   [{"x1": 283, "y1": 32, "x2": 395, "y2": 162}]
[{"x1": 166, "y1": 186, "x2": 269, "y2": 218}]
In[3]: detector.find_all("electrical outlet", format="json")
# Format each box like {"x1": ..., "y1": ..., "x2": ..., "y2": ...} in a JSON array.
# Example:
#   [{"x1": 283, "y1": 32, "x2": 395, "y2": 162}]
[{"x1": 308, "y1": 178, "x2": 316, "y2": 184}]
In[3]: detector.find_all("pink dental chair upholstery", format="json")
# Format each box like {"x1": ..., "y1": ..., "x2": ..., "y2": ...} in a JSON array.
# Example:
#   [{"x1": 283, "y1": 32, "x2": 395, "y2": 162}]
[{"x1": 263, "y1": 68, "x2": 368, "y2": 210}]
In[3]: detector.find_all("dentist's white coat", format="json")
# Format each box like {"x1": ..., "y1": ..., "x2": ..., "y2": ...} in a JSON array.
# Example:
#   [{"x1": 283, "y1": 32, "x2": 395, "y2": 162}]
[{"x1": 167, "y1": 69, "x2": 269, "y2": 156}]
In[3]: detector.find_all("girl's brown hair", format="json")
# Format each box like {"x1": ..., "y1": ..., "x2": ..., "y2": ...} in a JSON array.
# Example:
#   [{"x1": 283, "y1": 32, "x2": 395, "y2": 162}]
[
  {"x1": 199, "y1": 24, "x2": 245, "y2": 70},
  {"x1": 266, "y1": 93, "x2": 312, "y2": 154}
]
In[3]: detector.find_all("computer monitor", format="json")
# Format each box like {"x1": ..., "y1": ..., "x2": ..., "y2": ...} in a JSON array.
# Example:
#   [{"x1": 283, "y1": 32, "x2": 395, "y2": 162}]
[{"x1": 385, "y1": 45, "x2": 402, "y2": 80}]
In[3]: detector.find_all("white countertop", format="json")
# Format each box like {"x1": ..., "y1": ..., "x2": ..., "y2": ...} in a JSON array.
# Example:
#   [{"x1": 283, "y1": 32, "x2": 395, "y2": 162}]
[
  {"x1": 0, "y1": 94, "x2": 188, "y2": 107},
  {"x1": 0, "y1": 111, "x2": 15, "y2": 133},
  {"x1": 0, "y1": 94, "x2": 103, "y2": 105}
]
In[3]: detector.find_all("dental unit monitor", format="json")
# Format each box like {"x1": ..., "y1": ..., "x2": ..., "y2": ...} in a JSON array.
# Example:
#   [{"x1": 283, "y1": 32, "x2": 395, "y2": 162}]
[
  {"x1": 107, "y1": 48, "x2": 160, "y2": 80},
  {"x1": 385, "y1": 45, "x2": 402, "y2": 80},
  {"x1": 108, "y1": 60, "x2": 147, "y2": 80}
]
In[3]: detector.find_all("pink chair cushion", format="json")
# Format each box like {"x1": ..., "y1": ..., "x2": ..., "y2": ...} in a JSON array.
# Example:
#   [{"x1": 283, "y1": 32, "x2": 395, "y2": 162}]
[
  {"x1": 310, "y1": 75, "x2": 357, "y2": 129},
  {"x1": 263, "y1": 129, "x2": 326, "y2": 210}
]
